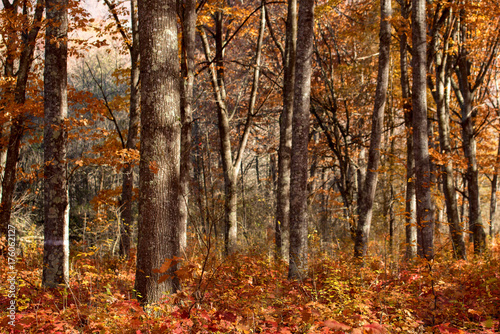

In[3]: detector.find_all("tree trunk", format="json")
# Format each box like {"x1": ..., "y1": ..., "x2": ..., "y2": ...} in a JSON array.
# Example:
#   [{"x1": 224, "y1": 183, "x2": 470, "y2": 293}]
[
  {"x1": 353, "y1": 0, "x2": 392, "y2": 259},
  {"x1": 397, "y1": 0, "x2": 417, "y2": 260},
  {"x1": 43, "y1": 0, "x2": 70, "y2": 287},
  {"x1": 433, "y1": 48, "x2": 466, "y2": 259},
  {"x1": 490, "y1": 134, "x2": 500, "y2": 238},
  {"x1": 288, "y1": 0, "x2": 314, "y2": 279},
  {"x1": 200, "y1": 5, "x2": 265, "y2": 255},
  {"x1": 276, "y1": 0, "x2": 297, "y2": 262},
  {"x1": 178, "y1": 0, "x2": 197, "y2": 254},
  {"x1": 119, "y1": 0, "x2": 140, "y2": 258},
  {"x1": 460, "y1": 96, "x2": 486, "y2": 253},
  {"x1": 134, "y1": 0, "x2": 181, "y2": 304},
  {"x1": 412, "y1": 0, "x2": 434, "y2": 260}
]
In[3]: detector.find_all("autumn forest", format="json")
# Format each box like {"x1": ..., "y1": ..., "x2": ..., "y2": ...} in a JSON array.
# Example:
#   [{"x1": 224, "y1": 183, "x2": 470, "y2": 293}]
[{"x1": 1, "y1": 0, "x2": 500, "y2": 332}]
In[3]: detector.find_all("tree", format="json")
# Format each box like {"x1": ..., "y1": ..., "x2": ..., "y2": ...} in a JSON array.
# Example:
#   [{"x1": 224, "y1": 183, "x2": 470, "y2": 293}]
[
  {"x1": 102, "y1": 0, "x2": 141, "y2": 258},
  {"x1": 199, "y1": 2, "x2": 266, "y2": 255},
  {"x1": 134, "y1": 0, "x2": 181, "y2": 304},
  {"x1": 0, "y1": 0, "x2": 44, "y2": 241},
  {"x1": 275, "y1": 0, "x2": 296, "y2": 262},
  {"x1": 395, "y1": 0, "x2": 417, "y2": 259},
  {"x1": 288, "y1": 0, "x2": 314, "y2": 279},
  {"x1": 353, "y1": 0, "x2": 392, "y2": 259},
  {"x1": 43, "y1": 0, "x2": 70, "y2": 287},
  {"x1": 427, "y1": 4, "x2": 466, "y2": 259},
  {"x1": 451, "y1": 3, "x2": 499, "y2": 254},
  {"x1": 178, "y1": 0, "x2": 197, "y2": 254},
  {"x1": 412, "y1": 0, "x2": 434, "y2": 260}
]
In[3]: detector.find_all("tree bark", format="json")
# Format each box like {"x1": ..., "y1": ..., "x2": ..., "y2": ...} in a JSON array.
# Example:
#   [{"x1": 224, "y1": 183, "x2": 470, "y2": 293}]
[
  {"x1": 134, "y1": 0, "x2": 181, "y2": 304},
  {"x1": 353, "y1": 0, "x2": 392, "y2": 259},
  {"x1": 276, "y1": 0, "x2": 297, "y2": 262},
  {"x1": 288, "y1": 0, "x2": 314, "y2": 279},
  {"x1": 43, "y1": 0, "x2": 70, "y2": 287},
  {"x1": 178, "y1": 0, "x2": 197, "y2": 254},
  {"x1": 412, "y1": 0, "x2": 434, "y2": 260}
]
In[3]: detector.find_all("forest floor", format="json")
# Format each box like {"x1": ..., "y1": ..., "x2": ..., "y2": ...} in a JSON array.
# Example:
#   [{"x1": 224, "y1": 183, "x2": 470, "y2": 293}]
[{"x1": 1, "y1": 237, "x2": 499, "y2": 333}]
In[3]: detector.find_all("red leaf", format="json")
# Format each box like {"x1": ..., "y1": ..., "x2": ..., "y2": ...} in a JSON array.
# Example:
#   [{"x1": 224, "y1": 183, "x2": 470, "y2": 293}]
[{"x1": 323, "y1": 320, "x2": 351, "y2": 330}]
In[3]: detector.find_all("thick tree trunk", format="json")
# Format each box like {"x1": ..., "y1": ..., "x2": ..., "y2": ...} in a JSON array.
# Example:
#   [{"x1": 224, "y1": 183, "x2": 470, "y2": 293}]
[
  {"x1": 134, "y1": 0, "x2": 181, "y2": 304},
  {"x1": 43, "y1": 0, "x2": 70, "y2": 287},
  {"x1": 288, "y1": 0, "x2": 314, "y2": 279},
  {"x1": 354, "y1": 0, "x2": 391, "y2": 259},
  {"x1": 119, "y1": 0, "x2": 140, "y2": 258},
  {"x1": 276, "y1": 0, "x2": 297, "y2": 262},
  {"x1": 412, "y1": 0, "x2": 434, "y2": 260},
  {"x1": 178, "y1": 0, "x2": 197, "y2": 254}
]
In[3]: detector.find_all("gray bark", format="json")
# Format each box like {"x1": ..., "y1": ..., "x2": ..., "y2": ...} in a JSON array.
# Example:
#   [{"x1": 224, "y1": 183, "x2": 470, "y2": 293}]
[
  {"x1": 354, "y1": 0, "x2": 392, "y2": 259},
  {"x1": 200, "y1": 5, "x2": 265, "y2": 255},
  {"x1": 397, "y1": 1, "x2": 418, "y2": 259},
  {"x1": 433, "y1": 53, "x2": 466, "y2": 259},
  {"x1": 276, "y1": 0, "x2": 297, "y2": 262},
  {"x1": 43, "y1": 0, "x2": 70, "y2": 287},
  {"x1": 134, "y1": 0, "x2": 181, "y2": 304},
  {"x1": 412, "y1": 0, "x2": 434, "y2": 260},
  {"x1": 288, "y1": 0, "x2": 314, "y2": 279},
  {"x1": 179, "y1": 0, "x2": 197, "y2": 254}
]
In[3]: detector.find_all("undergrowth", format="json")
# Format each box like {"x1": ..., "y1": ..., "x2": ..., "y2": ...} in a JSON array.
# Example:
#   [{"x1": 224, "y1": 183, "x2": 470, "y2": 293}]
[{"x1": 1, "y1": 238, "x2": 499, "y2": 333}]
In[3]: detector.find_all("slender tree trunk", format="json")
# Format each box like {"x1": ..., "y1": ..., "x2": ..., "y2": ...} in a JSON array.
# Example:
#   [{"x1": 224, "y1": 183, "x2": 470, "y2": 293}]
[
  {"x1": 119, "y1": 0, "x2": 140, "y2": 258},
  {"x1": 178, "y1": 0, "x2": 197, "y2": 254},
  {"x1": 398, "y1": 0, "x2": 417, "y2": 260},
  {"x1": 412, "y1": 0, "x2": 434, "y2": 260},
  {"x1": 134, "y1": 0, "x2": 181, "y2": 304},
  {"x1": 43, "y1": 0, "x2": 70, "y2": 287},
  {"x1": 490, "y1": 134, "x2": 500, "y2": 238},
  {"x1": 460, "y1": 96, "x2": 486, "y2": 253},
  {"x1": 354, "y1": 0, "x2": 392, "y2": 259},
  {"x1": 276, "y1": 0, "x2": 297, "y2": 262},
  {"x1": 200, "y1": 5, "x2": 265, "y2": 255},
  {"x1": 288, "y1": 0, "x2": 314, "y2": 279}
]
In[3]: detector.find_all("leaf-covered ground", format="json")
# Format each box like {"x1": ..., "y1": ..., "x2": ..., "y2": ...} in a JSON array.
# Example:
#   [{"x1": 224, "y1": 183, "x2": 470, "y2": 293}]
[{"x1": 1, "y1": 239, "x2": 499, "y2": 333}]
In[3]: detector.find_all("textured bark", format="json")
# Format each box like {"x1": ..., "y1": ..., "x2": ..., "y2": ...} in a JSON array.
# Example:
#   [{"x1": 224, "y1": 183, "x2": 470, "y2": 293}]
[
  {"x1": 178, "y1": 0, "x2": 197, "y2": 254},
  {"x1": 43, "y1": 0, "x2": 70, "y2": 288},
  {"x1": 276, "y1": 0, "x2": 296, "y2": 261},
  {"x1": 0, "y1": 0, "x2": 44, "y2": 241},
  {"x1": 353, "y1": 0, "x2": 392, "y2": 259},
  {"x1": 412, "y1": 0, "x2": 434, "y2": 260},
  {"x1": 397, "y1": 2, "x2": 418, "y2": 259},
  {"x1": 134, "y1": 0, "x2": 181, "y2": 304},
  {"x1": 119, "y1": 0, "x2": 140, "y2": 258},
  {"x1": 288, "y1": 0, "x2": 314, "y2": 279}
]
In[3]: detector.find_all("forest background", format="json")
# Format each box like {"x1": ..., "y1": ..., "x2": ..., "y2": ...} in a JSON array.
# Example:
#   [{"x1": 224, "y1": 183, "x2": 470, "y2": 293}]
[{"x1": 0, "y1": 0, "x2": 500, "y2": 332}]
